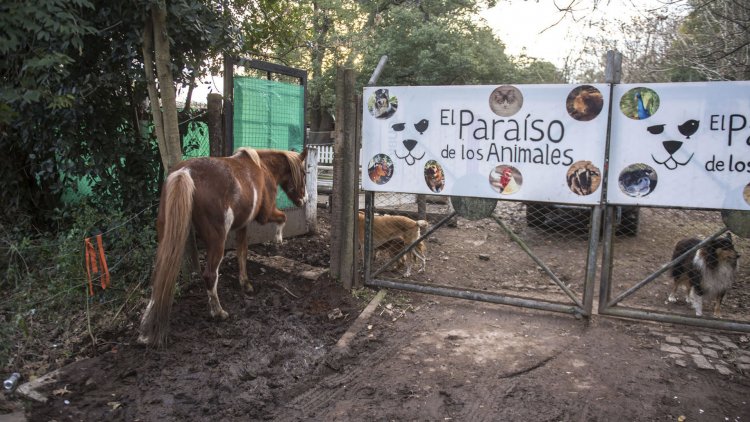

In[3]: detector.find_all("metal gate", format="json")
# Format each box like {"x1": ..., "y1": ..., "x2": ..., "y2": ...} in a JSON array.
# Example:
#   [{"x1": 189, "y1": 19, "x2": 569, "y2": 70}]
[
  {"x1": 361, "y1": 194, "x2": 750, "y2": 333},
  {"x1": 361, "y1": 192, "x2": 601, "y2": 319},
  {"x1": 598, "y1": 206, "x2": 750, "y2": 332}
]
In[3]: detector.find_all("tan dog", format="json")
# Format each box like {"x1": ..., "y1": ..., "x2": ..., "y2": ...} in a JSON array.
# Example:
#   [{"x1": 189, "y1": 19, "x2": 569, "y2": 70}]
[
  {"x1": 376, "y1": 238, "x2": 427, "y2": 274},
  {"x1": 357, "y1": 211, "x2": 428, "y2": 277}
]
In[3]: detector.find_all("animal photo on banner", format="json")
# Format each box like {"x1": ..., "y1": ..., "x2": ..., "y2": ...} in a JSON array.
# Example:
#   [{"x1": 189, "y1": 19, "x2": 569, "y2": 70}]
[
  {"x1": 488, "y1": 85, "x2": 523, "y2": 117},
  {"x1": 620, "y1": 87, "x2": 660, "y2": 120},
  {"x1": 138, "y1": 148, "x2": 308, "y2": 347},
  {"x1": 566, "y1": 160, "x2": 601, "y2": 195},
  {"x1": 566, "y1": 85, "x2": 604, "y2": 121},
  {"x1": 368, "y1": 88, "x2": 398, "y2": 119}
]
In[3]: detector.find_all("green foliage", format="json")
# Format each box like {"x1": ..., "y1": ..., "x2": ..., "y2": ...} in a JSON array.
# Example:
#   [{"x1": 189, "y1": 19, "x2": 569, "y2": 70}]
[
  {"x1": 0, "y1": 200, "x2": 157, "y2": 370},
  {"x1": 667, "y1": 0, "x2": 750, "y2": 81},
  {"x1": 0, "y1": 0, "x2": 231, "y2": 230},
  {"x1": 358, "y1": 3, "x2": 517, "y2": 87},
  {"x1": 0, "y1": 0, "x2": 96, "y2": 121}
]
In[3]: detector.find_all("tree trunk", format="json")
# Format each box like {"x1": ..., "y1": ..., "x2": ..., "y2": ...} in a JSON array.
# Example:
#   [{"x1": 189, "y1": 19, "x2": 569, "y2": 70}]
[
  {"x1": 151, "y1": 1, "x2": 182, "y2": 172},
  {"x1": 143, "y1": 2, "x2": 200, "y2": 276}
]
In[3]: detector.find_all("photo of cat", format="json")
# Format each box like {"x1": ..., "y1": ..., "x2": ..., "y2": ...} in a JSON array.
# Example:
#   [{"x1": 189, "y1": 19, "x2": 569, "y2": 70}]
[{"x1": 489, "y1": 85, "x2": 523, "y2": 117}]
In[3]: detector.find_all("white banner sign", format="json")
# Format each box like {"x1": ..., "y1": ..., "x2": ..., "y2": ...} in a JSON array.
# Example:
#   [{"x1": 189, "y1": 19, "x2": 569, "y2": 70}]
[
  {"x1": 361, "y1": 84, "x2": 610, "y2": 205},
  {"x1": 607, "y1": 81, "x2": 750, "y2": 210}
]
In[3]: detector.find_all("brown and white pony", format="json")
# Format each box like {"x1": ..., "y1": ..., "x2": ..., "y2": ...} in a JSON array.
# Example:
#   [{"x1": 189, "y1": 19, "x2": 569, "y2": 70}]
[{"x1": 138, "y1": 147, "x2": 308, "y2": 347}]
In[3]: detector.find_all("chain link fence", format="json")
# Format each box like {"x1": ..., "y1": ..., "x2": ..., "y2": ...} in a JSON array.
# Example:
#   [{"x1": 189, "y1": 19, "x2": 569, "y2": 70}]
[{"x1": 363, "y1": 192, "x2": 750, "y2": 326}]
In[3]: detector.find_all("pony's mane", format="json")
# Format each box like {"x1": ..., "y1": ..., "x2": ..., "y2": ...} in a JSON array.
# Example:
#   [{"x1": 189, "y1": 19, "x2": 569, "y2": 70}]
[
  {"x1": 235, "y1": 147, "x2": 262, "y2": 167},
  {"x1": 235, "y1": 147, "x2": 304, "y2": 187},
  {"x1": 281, "y1": 150, "x2": 305, "y2": 190}
]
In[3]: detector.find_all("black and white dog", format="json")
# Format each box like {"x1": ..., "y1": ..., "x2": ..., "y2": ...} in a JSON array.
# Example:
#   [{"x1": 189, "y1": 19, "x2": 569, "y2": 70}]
[
  {"x1": 668, "y1": 233, "x2": 739, "y2": 317},
  {"x1": 372, "y1": 88, "x2": 397, "y2": 119}
]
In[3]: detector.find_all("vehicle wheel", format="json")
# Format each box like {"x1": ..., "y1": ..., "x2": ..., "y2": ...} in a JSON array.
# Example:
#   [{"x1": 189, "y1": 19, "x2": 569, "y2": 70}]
[{"x1": 526, "y1": 204, "x2": 547, "y2": 228}]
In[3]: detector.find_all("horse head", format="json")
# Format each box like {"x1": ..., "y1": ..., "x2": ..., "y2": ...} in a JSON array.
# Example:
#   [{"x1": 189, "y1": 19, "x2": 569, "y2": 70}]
[{"x1": 280, "y1": 148, "x2": 308, "y2": 207}]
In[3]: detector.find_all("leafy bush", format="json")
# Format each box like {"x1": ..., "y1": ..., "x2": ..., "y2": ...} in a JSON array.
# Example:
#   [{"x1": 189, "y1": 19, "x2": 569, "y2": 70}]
[{"x1": 0, "y1": 201, "x2": 157, "y2": 372}]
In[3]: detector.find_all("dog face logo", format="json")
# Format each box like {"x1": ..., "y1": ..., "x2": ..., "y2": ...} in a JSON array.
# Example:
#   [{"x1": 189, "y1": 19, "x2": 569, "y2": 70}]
[
  {"x1": 647, "y1": 119, "x2": 699, "y2": 170},
  {"x1": 368, "y1": 88, "x2": 398, "y2": 119},
  {"x1": 618, "y1": 164, "x2": 657, "y2": 197},
  {"x1": 423, "y1": 160, "x2": 445, "y2": 193},
  {"x1": 393, "y1": 119, "x2": 428, "y2": 166}
]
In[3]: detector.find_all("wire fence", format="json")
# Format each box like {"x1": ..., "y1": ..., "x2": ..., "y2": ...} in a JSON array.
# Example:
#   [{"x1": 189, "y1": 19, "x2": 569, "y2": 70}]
[{"x1": 363, "y1": 191, "x2": 750, "y2": 326}]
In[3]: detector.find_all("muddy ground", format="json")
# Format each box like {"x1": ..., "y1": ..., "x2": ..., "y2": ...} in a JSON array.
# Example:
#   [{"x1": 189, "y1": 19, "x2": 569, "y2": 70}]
[{"x1": 5, "y1": 202, "x2": 750, "y2": 421}]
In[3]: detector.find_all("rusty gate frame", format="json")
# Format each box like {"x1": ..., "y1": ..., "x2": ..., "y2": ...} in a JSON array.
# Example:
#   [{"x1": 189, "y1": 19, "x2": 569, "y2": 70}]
[
  {"x1": 598, "y1": 206, "x2": 750, "y2": 333},
  {"x1": 361, "y1": 193, "x2": 600, "y2": 318}
]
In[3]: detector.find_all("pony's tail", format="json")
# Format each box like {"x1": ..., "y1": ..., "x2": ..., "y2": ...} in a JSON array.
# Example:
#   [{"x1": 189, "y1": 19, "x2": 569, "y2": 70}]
[{"x1": 138, "y1": 169, "x2": 195, "y2": 347}]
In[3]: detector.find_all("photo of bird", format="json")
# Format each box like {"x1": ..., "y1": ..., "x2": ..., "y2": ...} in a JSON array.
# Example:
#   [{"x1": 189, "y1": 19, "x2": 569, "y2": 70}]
[
  {"x1": 635, "y1": 91, "x2": 651, "y2": 119},
  {"x1": 620, "y1": 88, "x2": 660, "y2": 120},
  {"x1": 489, "y1": 165, "x2": 522, "y2": 195}
]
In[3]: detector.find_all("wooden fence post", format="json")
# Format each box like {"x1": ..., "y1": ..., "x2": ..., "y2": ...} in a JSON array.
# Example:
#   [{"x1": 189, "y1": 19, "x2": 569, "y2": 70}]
[
  {"x1": 207, "y1": 93, "x2": 224, "y2": 156},
  {"x1": 330, "y1": 67, "x2": 358, "y2": 288},
  {"x1": 306, "y1": 147, "x2": 319, "y2": 233}
]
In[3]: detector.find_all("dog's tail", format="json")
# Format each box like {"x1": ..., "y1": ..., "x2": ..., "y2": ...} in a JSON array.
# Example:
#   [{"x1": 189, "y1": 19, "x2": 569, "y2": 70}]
[{"x1": 138, "y1": 169, "x2": 195, "y2": 348}]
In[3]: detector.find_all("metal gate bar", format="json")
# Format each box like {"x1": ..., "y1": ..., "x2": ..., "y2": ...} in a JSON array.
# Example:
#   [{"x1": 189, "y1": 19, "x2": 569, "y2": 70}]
[
  {"x1": 370, "y1": 211, "x2": 456, "y2": 279},
  {"x1": 366, "y1": 278, "x2": 583, "y2": 316},
  {"x1": 601, "y1": 306, "x2": 750, "y2": 333},
  {"x1": 363, "y1": 193, "x2": 591, "y2": 318},
  {"x1": 598, "y1": 209, "x2": 750, "y2": 332},
  {"x1": 493, "y1": 216, "x2": 583, "y2": 309}
]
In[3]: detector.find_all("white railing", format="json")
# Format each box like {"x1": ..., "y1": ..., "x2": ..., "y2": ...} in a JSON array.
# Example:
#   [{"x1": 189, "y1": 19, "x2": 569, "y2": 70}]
[{"x1": 308, "y1": 143, "x2": 361, "y2": 193}]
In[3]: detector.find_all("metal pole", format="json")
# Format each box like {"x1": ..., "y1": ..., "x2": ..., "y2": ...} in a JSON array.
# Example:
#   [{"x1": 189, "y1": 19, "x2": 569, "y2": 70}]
[
  {"x1": 363, "y1": 191, "x2": 375, "y2": 283},
  {"x1": 582, "y1": 205, "x2": 602, "y2": 316},
  {"x1": 602, "y1": 306, "x2": 750, "y2": 333},
  {"x1": 493, "y1": 216, "x2": 584, "y2": 309},
  {"x1": 599, "y1": 207, "x2": 615, "y2": 314},
  {"x1": 367, "y1": 56, "x2": 388, "y2": 86},
  {"x1": 597, "y1": 50, "x2": 622, "y2": 313},
  {"x1": 367, "y1": 278, "x2": 582, "y2": 316}
]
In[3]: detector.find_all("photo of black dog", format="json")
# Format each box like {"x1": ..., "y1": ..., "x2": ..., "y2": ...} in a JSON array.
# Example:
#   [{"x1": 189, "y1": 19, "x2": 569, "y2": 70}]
[
  {"x1": 618, "y1": 164, "x2": 657, "y2": 197},
  {"x1": 668, "y1": 233, "x2": 739, "y2": 317}
]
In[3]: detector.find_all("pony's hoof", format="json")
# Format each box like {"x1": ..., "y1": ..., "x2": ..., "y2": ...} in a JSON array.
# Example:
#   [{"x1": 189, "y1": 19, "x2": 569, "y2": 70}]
[{"x1": 213, "y1": 310, "x2": 229, "y2": 320}]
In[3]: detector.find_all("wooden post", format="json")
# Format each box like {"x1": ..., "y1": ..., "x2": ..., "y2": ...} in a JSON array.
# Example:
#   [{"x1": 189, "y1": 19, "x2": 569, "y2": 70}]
[
  {"x1": 330, "y1": 67, "x2": 357, "y2": 288},
  {"x1": 417, "y1": 195, "x2": 426, "y2": 220},
  {"x1": 207, "y1": 93, "x2": 224, "y2": 156},
  {"x1": 306, "y1": 147, "x2": 319, "y2": 233}
]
